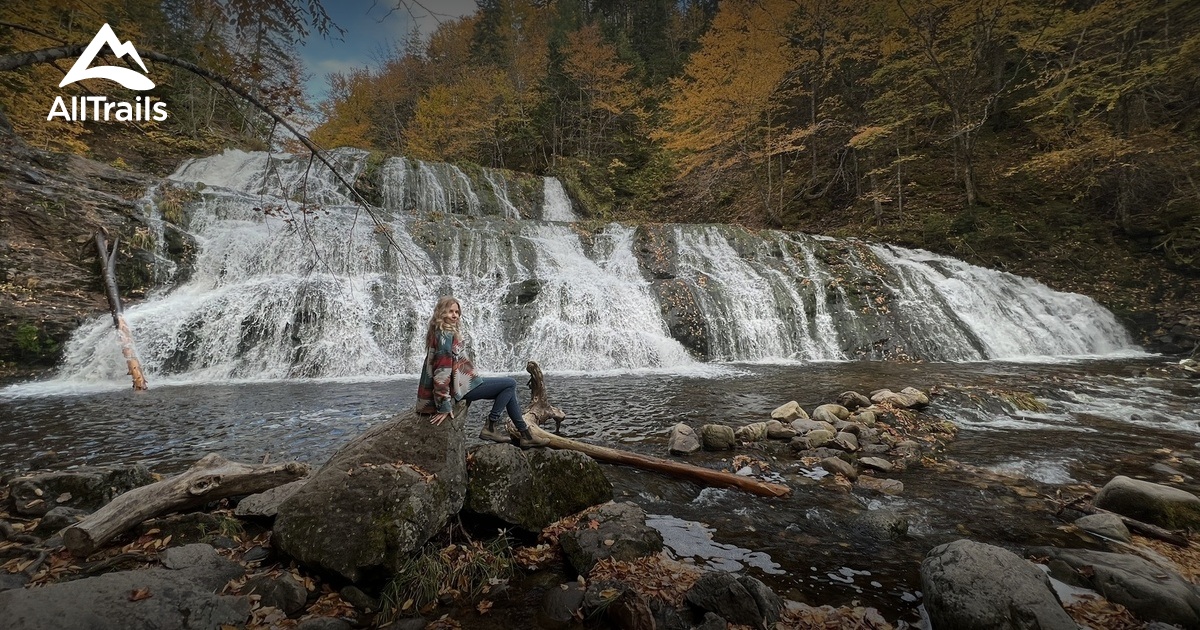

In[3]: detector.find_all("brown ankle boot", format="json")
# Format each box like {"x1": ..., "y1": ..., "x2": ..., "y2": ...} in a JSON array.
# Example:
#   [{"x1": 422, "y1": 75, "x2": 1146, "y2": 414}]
[
  {"x1": 517, "y1": 427, "x2": 550, "y2": 448},
  {"x1": 479, "y1": 417, "x2": 512, "y2": 443}
]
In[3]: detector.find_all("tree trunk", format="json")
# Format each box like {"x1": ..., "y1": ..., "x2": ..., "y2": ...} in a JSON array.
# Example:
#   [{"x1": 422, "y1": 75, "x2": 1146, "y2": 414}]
[
  {"x1": 63, "y1": 454, "x2": 310, "y2": 557},
  {"x1": 94, "y1": 231, "x2": 147, "y2": 390},
  {"x1": 523, "y1": 361, "x2": 565, "y2": 431},
  {"x1": 523, "y1": 424, "x2": 791, "y2": 498}
]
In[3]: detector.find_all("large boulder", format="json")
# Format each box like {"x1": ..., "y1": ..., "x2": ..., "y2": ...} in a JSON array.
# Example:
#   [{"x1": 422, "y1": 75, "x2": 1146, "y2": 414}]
[
  {"x1": 0, "y1": 544, "x2": 248, "y2": 630},
  {"x1": 771, "y1": 401, "x2": 807, "y2": 422},
  {"x1": 1093, "y1": 475, "x2": 1200, "y2": 530},
  {"x1": 1034, "y1": 546, "x2": 1200, "y2": 627},
  {"x1": 559, "y1": 502, "x2": 663, "y2": 574},
  {"x1": 7, "y1": 465, "x2": 155, "y2": 516},
  {"x1": 920, "y1": 539, "x2": 1076, "y2": 630},
  {"x1": 685, "y1": 572, "x2": 781, "y2": 630},
  {"x1": 464, "y1": 444, "x2": 612, "y2": 531},
  {"x1": 273, "y1": 403, "x2": 470, "y2": 582}
]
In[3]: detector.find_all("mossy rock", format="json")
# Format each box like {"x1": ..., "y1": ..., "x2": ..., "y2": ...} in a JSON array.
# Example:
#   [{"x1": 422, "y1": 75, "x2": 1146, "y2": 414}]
[
  {"x1": 1094, "y1": 475, "x2": 1200, "y2": 531},
  {"x1": 464, "y1": 444, "x2": 611, "y2": 531}
]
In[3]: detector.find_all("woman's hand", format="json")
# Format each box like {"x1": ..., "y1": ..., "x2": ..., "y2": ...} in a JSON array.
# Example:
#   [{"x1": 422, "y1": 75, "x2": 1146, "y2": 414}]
[{"x1": 430, "y1": 412, "x2": 451, "y2": 426}]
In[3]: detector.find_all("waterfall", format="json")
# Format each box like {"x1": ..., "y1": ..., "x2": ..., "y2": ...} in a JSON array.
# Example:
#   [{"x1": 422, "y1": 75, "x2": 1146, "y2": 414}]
[{"x1": 49, "y1": 148, "x2": 1140, "y2": 384}]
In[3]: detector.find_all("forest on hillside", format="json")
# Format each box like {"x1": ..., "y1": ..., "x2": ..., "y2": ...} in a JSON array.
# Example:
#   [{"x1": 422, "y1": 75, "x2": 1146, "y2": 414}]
[{"x1": 2, "y1": 1, "x2": 1198, "y2": 311}]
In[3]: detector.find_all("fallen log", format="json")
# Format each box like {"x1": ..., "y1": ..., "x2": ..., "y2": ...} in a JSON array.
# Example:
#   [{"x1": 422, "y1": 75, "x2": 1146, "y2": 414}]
[
  {"x1": 63, "y1": 454, "x2": 310, "y2": 557},
  {"x1": 94, "y1": 230, "x2": 147, "y2": 390},
  {"x1": 1055, "y1": 498, "x2": 1190, "y2": 548},
  {"x1": 521, "y1": 424, "x2": 791, "y2": 499},
  {"x1": 524, "y1": 360, "x2": 566, "y2": 431}
]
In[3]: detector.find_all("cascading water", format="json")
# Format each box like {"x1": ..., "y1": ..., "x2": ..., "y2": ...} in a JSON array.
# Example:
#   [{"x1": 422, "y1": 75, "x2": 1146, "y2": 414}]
[{"x1": 50, "y1": 148, "x2": 1140, "y2": 385}]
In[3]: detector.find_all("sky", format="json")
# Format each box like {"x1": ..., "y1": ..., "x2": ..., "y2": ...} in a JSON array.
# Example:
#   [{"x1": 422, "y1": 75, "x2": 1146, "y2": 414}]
[{"x1": 297, "y1": 0, "x2": 478, "y2": 104}]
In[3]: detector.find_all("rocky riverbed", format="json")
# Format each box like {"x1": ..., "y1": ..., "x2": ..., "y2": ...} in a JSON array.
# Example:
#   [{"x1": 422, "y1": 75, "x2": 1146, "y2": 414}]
[{"x1": 3, "y1": 382, "x2": 1200, "y2": 629}]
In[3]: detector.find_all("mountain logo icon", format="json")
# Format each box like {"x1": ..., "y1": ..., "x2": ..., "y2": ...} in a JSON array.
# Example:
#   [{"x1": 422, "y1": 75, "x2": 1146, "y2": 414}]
[{"x1": 59, "y1": 23, "x2": 155, "y2": 91}]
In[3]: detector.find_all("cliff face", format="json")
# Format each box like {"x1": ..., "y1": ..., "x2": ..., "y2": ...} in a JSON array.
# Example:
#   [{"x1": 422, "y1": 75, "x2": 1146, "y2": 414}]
[{"x1": 0, "y1": 128, "x2": 192, "y2": 375}]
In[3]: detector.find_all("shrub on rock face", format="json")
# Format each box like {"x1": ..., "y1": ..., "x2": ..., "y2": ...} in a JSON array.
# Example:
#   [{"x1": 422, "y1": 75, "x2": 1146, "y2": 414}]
[
  {"x1": 1093, "y1": 475, "x2": 1200, "y2": 530},
  {"x1": 920, "y1": 539, "x2": 1076, "y2": 630},
  {"x1": 464, "y1": 444, "x2": 612, "y2": 532}
]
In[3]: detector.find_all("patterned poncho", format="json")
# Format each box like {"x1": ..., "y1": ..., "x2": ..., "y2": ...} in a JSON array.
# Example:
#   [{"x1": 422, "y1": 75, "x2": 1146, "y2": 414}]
[{"x1": 416, "y1": 329, "x2": 485, "y2": 414}]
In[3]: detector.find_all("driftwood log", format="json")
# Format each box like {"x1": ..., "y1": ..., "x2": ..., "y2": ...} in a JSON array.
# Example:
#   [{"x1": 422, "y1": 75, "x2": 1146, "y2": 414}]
[
  {"x1": 1054, "y1": 496, "x2": 1190, "y2": 548},
  {"x1": 94, "y1": 231, "x2": 147, "y2": 390},
  {"x1": 63, "y1": 454, "x2": 309, "y2": 557},
  {"x1": 524, "y1": 360, "x2": 566, "y2": 431},
  {"x1": 518, "y1": 362, "x2": 790, "y2": 499}
]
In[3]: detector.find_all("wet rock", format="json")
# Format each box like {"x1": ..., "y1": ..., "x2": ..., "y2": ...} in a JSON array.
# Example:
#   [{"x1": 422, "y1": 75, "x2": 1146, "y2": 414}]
[
  {"x1": 649, "y1": 598, "x2": 689, "y2": 630},
  {"x1": 812, "y1": 404, "x2": 850, "y2": 424},
  {"x1": 735, "y1": 422, "x2": 769, "y2": 442},
  {"x1": 273, "y1": 402, "x2": 470, "y2": 582},
  {"x1": 35, "y1": 505, "x2": 88, "y2": 535},
  {"x1": 837, "y1": 391, "x2": 871, "y2": 410},
  {"x1": 854, "y1": 509, "x2": 908, "y2": 539},
  {"x1": 465, "y1": 444, "x2": 612, "y2": 532},
  {"x1": 870, "y1": 387, "x2": 929, "y2": 408},
  {"x1": 235, "y1": 479, "x2": 307, "y2": 519},
  {"x1": 1150, "y1": 462, "x2": 1192, "y2": 480},
  {"x1": 339, "y1": 585, "x2": 378, "y2": 613},
  {"x1": 1074, "y1": 513, "x2": 1131, "y2": 542},
  {"x1": 243, "y1": 546, "x2": 270, "y2": 563},
  {"x1": 856, "y1": 476, "x2": 903, "y2": 495},
  {"x1": 243, "y1": 572, "x2": 308, "y2": 615},
  {"x1": 694, "y1": 612, "x2": 728, "y2": 630},
  {"x1": 859, "y1": 457, "x2": 893, "y2": 473},
  {"x1": 1034, "y1": 546, "x2": 1200, "y2": 627},
  {"x1": 920, "y1": 539, "x2": 1075, "y2": 630},
  {"x1": 0, "y1": 572, "x2": 29, "y2": 592},
  {"x1": 581, "y1": 579, "x2": 629, "y2": 617},
  {"x1": 805, "y1": 429, "x2": 835, "y2": 448},
  {"x1": 764, "y1": 420, "x2": 797, "y2": 440},
  {"x1": 771, "y1": 401, "x2": 808, "y2": 422},
  {"x1": 560, "y1": 502, "x2": 664, "y2": 573},
  {"x1": 821, "y1": 457, "x2": 857, "y2": 481},
  {"x1": 0, "y1": 543, "x2": 248, "y2": 630},
  {"x1": 791, "y1": 418, "x2": 835, "y2": 434},
  {"x1": 700, "y1": 424, "x2": 736, "y2": 451},
  {"x1": 1093, "y1": 475, "x2": 1200, "y2": 530},
  {"x1": 685, "y1": 572, "x2": 781, "y2": 630},
  {"x1": 833, "y1": 432, "x2": 860, "y2": 452},
  {"x1": 8, "y1": 465, "x2": 154, "y2": 516},
  {"x1": 541, "y1": 582, "x2": 585, "y2": 626},
  {"x1": 667, "y1": 424, "x2": 701, "y2": 456}
]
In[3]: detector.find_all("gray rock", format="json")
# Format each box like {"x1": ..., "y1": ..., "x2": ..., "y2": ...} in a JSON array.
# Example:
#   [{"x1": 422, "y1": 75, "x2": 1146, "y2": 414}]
[
  {"x1": 0, "y1": 572, "x2": 29, "y2": 592},
  {"x1": 1094, "y1": 475, "x2": 1200, "y2": 530},
  {"x1": 1034, "y1": 546, "x2": 1200, "y2": 626},
  {"x1": 541, "y1": 582, "x2": 585, "y2": 625},
  {"x1": 695, "y1": 612, "x2": 728, "y2": 630},
  {"x1": 235, "y1": 479, "x2": 307, "y2": 518},
  {"x1": 36, "y1": 505, "x2": 88, "y2": 534},
  {"x1": 855, "y1": 509, "x2": 908, "y2": 539},
  {"x1": 735, "y1": 422, "x2": 769, "y2": 442},
  {"x1": 160, "y1": 544, "x2": 230, "y2": 571},
  {"x1": 856, "y1": 476, "x2": 903, "y2": 495},
  {"x1": 700, "y1": 424, "x2": 736, "y2": 451},
  {"x1": 649, "y1": 597, "x2": 689, "y2": 630},
  {"x1": 859, "y1": 457, "x2": 893, "y2": 473},
  {"x1": 339, "y1": 585, "x2": 378, "y2": 613},
  {"x1": 820, "y1": 457, "x2": 857, "y2": 480},
  {"x1": 560, "y1": 502, "x2": 663, "y2": 574},
  {"x1": 870, "y1": 388, "x2": 929, "y2": 408},
  {"x1": 1074, "y1": 513, "x2": 1131, "y2": 542},
  {"x1": 465, "y1": 444, "x2": 612, "y2": 531},
  {"x1": 771, "y1": 401, "x2": 807, "y2": 422},
  {"x1": 0, "y1": 543, "x2": 248, "y2": 630},
  {"x1": 850, "y1": 410, "x2": 877, "y2": 426},
  {"x1": 8, "y1": 465, "x2": 154, "y2": 516},
  {"x1": 805, "y1": 429, "x2": 835, "y2": 448},
  {"x1": 764, "y1": 420, "x2": 796, "y2": 440},
  {"x1": 812, "y1": 404, "x2": 851, "y2": 424},
  {"x1": 837, "y1": 391, "x2": 872, "y2": 410},
  {"x1": 861, "y1": 443, "x2": 891, "y2": 455},
  {"x1": 833, "y1": 431, "x2": 860, "y2": 452},
  {"x1": 790, "y1": 418, "x2": 835, "y2": 434},
  {"x1": 273, "y1": 402, "x2": 470, "y2": 582},
  {"x1": 685, "y1": 572, "x2": 780, "y2": 630},
  {"x1": 920, "y1": 539, "x2": 1075, "y2": 630},
  {"x1": 243, "y1": 572, "x2": 308, "y2": 615},
  {"x1": 667, "y1": 424, "x2": 701, "y2": 455}
]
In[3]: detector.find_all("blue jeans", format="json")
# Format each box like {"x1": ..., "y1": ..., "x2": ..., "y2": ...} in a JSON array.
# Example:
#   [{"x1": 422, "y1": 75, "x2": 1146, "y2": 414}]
[{"x1": 462, "y1": 376, "x2": 529, "y2": 431}]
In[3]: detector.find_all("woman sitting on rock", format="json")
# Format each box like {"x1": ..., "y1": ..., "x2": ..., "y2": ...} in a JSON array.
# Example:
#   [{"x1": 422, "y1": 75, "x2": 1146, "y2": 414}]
[{"x1": 416, "y1": 295, "x2": 549, "y2": 448}]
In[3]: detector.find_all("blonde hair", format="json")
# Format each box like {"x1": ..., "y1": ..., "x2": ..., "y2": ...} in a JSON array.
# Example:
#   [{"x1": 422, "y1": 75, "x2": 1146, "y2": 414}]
[{"x1": 427, "y1": 295, "x2": 462, "y2": 338}]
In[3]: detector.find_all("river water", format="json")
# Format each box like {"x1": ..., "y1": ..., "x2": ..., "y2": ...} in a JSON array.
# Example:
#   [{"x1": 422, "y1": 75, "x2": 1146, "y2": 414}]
[{"x1": 3, "y1": 355, "x2": 1196, "y2": 623}]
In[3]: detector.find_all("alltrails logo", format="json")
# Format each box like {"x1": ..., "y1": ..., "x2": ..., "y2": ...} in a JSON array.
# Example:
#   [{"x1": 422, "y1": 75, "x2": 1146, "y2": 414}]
[{"x1": 47, "y1": 23, "x2": 168, "y2": 122}]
